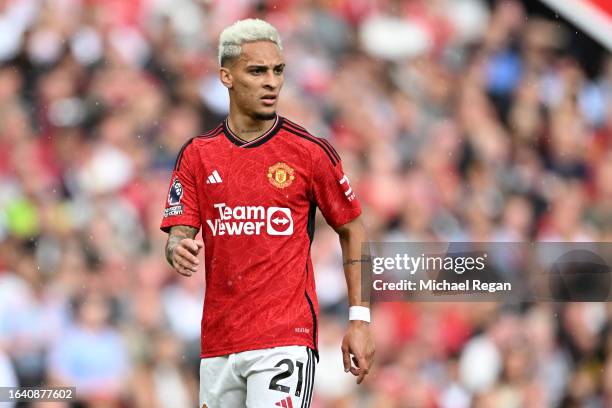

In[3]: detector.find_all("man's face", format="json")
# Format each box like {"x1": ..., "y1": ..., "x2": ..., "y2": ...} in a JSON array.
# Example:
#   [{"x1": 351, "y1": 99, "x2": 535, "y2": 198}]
[{"x1": 221, "y1": 41, "x2": 285, "y2": 120}]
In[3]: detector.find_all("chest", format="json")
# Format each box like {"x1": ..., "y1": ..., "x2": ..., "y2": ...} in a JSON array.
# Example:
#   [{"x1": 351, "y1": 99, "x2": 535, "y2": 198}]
[{"x1": 195, "y1": 143, "x2": 312, "y2": 208}]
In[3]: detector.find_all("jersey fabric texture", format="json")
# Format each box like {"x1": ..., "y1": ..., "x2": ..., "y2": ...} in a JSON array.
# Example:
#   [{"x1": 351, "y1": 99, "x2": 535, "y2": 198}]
[{"x1": 160, "y1": 115, "x2": 361, "y2": 359}]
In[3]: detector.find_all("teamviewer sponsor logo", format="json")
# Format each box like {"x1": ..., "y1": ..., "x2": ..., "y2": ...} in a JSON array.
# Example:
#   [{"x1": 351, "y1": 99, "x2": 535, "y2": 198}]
[
  {"x1": 206, "y1": 203, "x2": 293, "y2": 236},
  {"x1": 267, "y1": 207, "x2": 293, "y2": 235}
]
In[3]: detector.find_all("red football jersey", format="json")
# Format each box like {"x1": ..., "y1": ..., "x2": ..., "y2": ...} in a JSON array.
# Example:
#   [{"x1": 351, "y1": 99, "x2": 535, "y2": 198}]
[{"x1": 160, "y1": 115, "x2": 361, "y2": 358}]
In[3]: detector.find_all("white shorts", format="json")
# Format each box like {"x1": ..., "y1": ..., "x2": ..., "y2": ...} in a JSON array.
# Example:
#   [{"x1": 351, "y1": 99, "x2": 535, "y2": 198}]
[{"x1": 199, "y1": 345, "x2": 317, "y2": 408}]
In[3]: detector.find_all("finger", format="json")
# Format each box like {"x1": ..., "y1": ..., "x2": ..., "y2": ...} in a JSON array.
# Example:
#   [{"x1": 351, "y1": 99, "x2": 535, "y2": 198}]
[
  {"x1": 178, "y1": 269, "x2": 192, "y2": 277},
  {"x1": 195, "y1": 240, "x2": 204, "y2": 249},
  {"x1": 175, "y1": 246, "x2": 199, "y2": 266},
  {"x1": 357, "y1": 356, "x2": 370, "y2": 373},
  {"x1": 176, "y1": 244, "x2": 199, "y2": 262},
  {"x1": 184, "y1": 239, "x2": 202, "y2": 255},
  {"x1": 174, "y1": 254, "x2": 198, "y2": 272},
  {"x1": 356, "y1": 356, "x2": 369, "y2": 384},
  {"x1": 178, "y1": 256, "x2": 198, "y2": 272},
  {"x1": 357, "y1": 370, "x2": 367, "y2": 384},
  {"x1": 174, "y1": 257, "x2": 197, "y2": 274},
  {"x1": 173, "y1": 261, "x2": 192, "y2": 276},
  {"x1": 175, "y1": 264, "x2": 192, "y2": 277},
  {"x1": 341, "y1": 343, "x2": 351, "y2": 373}
]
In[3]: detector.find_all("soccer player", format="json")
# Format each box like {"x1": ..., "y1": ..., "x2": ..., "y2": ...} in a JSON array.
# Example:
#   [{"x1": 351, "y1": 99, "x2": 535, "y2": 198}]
[{"x1": 161, "y1": 19, "x2": 374, "y2": 408}]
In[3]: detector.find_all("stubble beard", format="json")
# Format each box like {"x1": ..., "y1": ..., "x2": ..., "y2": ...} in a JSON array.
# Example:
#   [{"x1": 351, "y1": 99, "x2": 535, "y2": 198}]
[{"x1": 252, "y1": 111, "x2": 277, "y2": 121}]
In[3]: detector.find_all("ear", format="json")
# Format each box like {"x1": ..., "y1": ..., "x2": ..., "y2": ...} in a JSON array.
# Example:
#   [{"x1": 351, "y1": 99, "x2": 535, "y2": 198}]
[{"x1": 219, "y1": 67, "x2": 232, "y2": 89}]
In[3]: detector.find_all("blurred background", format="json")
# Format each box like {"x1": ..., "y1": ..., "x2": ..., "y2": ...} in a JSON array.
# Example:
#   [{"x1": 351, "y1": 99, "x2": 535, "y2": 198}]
[{"x1": 0, "y1": 0, "x2": 612, "y2": 406}]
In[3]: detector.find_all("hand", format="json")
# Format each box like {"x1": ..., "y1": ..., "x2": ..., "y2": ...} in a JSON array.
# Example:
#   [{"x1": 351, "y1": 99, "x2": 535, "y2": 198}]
[
  {"x1": 171, "y1": 238, "x2": 203, "y2": 277},
  {"x1": 341, "y1": 320, "x2": 375, "y2": 384}
]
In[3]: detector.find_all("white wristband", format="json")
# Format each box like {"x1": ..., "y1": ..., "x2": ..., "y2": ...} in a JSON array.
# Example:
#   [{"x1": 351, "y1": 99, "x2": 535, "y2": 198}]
[{"x1": 349, "y1": 306, "x2": 370, "y2": 323}]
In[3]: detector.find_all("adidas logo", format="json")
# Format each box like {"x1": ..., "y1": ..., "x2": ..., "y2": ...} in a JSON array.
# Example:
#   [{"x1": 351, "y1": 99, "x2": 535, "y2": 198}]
[
  {"x1": 206, "y1": 170, "x2": 222, "y2": 184},
  {"x1": 274, "y1": 396, "x2": 293, "y2": 408}
]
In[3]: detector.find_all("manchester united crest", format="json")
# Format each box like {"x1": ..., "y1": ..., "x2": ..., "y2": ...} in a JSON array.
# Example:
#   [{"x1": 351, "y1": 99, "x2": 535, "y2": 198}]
[{"x1": 268, "y1": 162, "x2": 295, "y2": 189}]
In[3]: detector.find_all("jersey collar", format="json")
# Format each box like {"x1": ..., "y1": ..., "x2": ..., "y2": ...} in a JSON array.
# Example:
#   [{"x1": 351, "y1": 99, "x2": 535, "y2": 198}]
[{"x1": 223, "y1": 115, "x2": 284, "y2": 148}]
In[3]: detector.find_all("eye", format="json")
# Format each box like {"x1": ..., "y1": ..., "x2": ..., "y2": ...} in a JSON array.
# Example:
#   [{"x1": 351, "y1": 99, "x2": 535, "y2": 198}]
[
  {"x1": 250, "y1": 67, "x2": 266, "y2": 75},
  {"x1": 274, "y1": 66, "x2": 284, "y2": 75}
]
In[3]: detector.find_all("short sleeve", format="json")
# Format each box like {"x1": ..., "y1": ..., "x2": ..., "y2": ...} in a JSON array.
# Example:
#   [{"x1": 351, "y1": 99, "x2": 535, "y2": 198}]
[
  {"x1": 311, "y1": 144, "x2": 361, "y2": 229},
  {"x1": 160, "y1": 142, "x2": 201, "y2": 233}
]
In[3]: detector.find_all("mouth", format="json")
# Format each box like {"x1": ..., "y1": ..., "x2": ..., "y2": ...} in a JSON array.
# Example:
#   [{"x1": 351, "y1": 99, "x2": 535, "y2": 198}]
[{"x1": 261, "y1": 94, "x2": 277, "y2": 106}]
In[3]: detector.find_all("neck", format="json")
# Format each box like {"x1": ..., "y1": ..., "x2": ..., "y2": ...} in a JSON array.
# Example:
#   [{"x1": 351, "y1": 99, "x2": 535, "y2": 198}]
[{"x1": 227, "y1": 106, "x2": 277, "y2": 142}]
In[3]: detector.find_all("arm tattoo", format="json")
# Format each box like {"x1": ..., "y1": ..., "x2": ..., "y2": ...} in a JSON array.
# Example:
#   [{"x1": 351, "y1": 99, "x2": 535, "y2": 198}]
[
  {"x1": 343, "y1": 257, "x2": 372, "y2": 266},
  {"x1": 165, "y1": 225, "x2": 198, "y2": 267}
]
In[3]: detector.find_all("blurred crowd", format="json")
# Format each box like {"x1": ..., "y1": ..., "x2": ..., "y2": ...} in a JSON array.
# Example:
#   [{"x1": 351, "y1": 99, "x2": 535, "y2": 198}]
[{"x1": 1, "y1": 0, "x2": 612, "y2": 407}]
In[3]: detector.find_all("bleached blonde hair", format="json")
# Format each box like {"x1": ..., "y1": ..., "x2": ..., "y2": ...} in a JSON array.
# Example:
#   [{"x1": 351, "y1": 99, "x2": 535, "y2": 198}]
[{"x1": 218, "y1": 19, "x2": 283, "y2": 66}]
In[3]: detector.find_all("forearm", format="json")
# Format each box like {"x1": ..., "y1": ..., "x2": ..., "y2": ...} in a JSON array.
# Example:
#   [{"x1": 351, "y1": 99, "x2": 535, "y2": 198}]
[
  {"x1": 165, "y1": 225, "x2": 198, "y2": 266},
  {"x1": 339, "y1": 217, "x2": 376, "y2": 383},
  {"x1": 337, "y1": 217, "x2": 370, "y2": 307}
]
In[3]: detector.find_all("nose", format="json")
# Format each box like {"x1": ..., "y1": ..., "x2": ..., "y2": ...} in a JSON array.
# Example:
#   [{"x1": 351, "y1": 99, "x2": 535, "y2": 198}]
[{"x1": 263, "y1": 71, "x2": 281, "y2": 90}]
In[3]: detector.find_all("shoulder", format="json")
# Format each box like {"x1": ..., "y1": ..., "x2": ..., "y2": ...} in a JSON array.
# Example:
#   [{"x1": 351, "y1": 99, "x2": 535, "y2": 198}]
[
  {"x1": 279, "y1": 117, "x2": 340, "y2": 166},
  {"x1": 174, "y1": 123, "x2": 223, "y2": 170}
]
